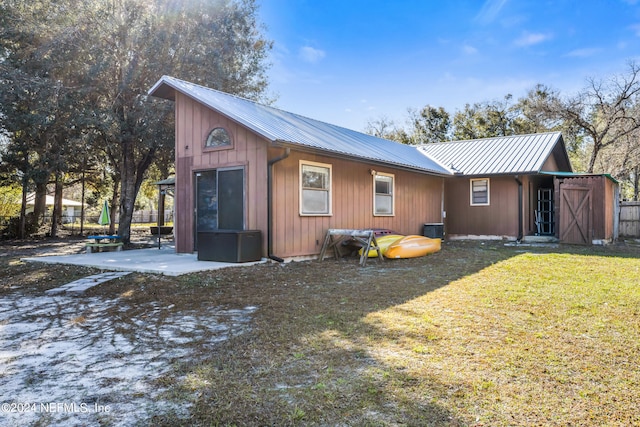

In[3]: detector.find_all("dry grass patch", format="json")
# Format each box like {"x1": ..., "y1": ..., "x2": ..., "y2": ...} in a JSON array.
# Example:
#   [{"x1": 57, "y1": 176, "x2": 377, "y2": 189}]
[{"x1": 3, "y1": 239, "x2": 640, "y2": 426}]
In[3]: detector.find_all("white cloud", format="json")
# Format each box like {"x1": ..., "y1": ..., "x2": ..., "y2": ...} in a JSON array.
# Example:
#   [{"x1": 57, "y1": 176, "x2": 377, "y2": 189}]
[
  {"x1": 299, "y1": 46, "x2": 326, "y2": 63},
  {"x1": 462, "y1": 44, "x2": 478, "y2": 55},
  {"x1": 475, "y1": 0, "x2": 509, "y2": 24},
  {"x1": 565, "y1": 47, "x2": 602, "y2": 58},
  {"x1": 514, "y1": 31, "x2": 553, "y2": 47}
]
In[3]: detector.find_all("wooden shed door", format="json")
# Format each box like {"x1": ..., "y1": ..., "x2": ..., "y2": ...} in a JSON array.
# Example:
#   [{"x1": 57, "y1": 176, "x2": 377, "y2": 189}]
[{"x1": 559, "y1": 185, "x2": 592, "y2": 244}]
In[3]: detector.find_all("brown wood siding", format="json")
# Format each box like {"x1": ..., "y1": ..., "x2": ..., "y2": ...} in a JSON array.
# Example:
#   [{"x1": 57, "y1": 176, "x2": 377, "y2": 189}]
[
  {"x1": 174, "y1": 93, "x2": 268, "y2": 253},
  {"x1": 444, "y1": 176, "x2": 519, "y2": 237},
  {"x1": 269, "y1": 149, "x2": 444, "y2": 258},
  {"x1": 620, "y1": 201, "x2": 640, "y2": 237},
  {"x1": 554, "y1": 175, "x2": 617, "y2": 242}
]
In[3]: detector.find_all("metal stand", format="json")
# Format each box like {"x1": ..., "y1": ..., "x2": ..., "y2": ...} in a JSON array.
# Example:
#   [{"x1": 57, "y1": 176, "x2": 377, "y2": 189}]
[{"x1": 318, "y1": 229, "x2": 383, "y2": 266}]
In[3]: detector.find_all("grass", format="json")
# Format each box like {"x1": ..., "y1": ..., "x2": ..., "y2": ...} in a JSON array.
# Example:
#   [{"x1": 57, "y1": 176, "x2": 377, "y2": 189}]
[
  {"x1": 360, "y1": 252, "x2": 640, "y2": 425},
  {"x1": 2, "y1": 240, "x2": 640, "y2": 425}
]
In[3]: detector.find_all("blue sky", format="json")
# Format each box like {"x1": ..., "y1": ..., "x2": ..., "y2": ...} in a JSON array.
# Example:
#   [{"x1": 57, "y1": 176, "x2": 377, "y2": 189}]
[{"x1": 260, "y1": 0, "x2": 640, "y2": 132}]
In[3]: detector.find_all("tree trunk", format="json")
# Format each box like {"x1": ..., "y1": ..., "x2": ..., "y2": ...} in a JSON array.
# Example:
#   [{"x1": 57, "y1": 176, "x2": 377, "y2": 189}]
[
  {"x1": 109, "y1": 175, "x2": 120, "y2": 235},
  {"x1": 117, "y1": 138, "x2": 156, "y2": 244},
  {"x1": 586, "y1": 142, "x2": 600, "y2": 173},
  {"x1": 33, "y1": 181, "x2": 48, "y2": 227},
  {"x1": 19, "y1": 180, "x2": 28, "y2": 240},
  {"x1": 50, "y1": 174, "x2": 63, "y2": 237},
  {"x1": 118, "y1": 140, "x2": 136, "y2": 243}
]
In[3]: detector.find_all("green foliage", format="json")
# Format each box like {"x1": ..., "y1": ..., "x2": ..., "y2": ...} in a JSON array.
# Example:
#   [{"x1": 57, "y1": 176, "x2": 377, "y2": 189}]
[
  {"x1": 0, "y1": 0, "x2": 273, "y2": 239},
  {"x1": 452, "y1": 94, "x2": 538, "y2": 141},
  {"x1": 0, "y1": 185, "x2": 21, "y2": 217},
  {"x1": 407, "y1": 105, "x2": 451, "y2": 144}
]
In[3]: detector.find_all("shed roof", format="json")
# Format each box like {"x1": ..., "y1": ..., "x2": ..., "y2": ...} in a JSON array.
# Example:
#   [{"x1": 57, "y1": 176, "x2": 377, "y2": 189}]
[
  {"x1": 149, "y1": 76, "x2": 453, "y2": 176},
  {"x1": 26, "y1": 193, "x2": 83, "y2": 207},
  {"x1": 539, "y1": 171, "x2": 619, "y2": 184},
  {"x1": 417, "y1": 132, "x2": 572, "y2": 176}
]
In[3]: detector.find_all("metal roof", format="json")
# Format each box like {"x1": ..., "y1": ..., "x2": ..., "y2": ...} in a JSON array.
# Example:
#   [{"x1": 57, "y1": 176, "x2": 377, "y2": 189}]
[
  {"x1": 149, "y1": 76, "x2": 453, "y2": 176},
  {"x1": 539, "y1": 171, "x2": 619, "y2": 184},
  {"x1": 154, "y1": 177, "x2": 175, "y2": 186},
  {"x1": 417, "y1": 132, "x2": 572, "y2": 176}
]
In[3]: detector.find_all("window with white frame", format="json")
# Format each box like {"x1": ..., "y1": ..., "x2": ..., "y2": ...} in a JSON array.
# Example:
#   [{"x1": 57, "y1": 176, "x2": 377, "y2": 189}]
[
  {"x1": 470, "y1": 178, "x2": 490, "y2": 206},
  {"x1": 374, "y1": 173, "x2": 394, "y2": 215},
  {"x1": 300, "y1": 161, "x2": 332, "y2": 215}
]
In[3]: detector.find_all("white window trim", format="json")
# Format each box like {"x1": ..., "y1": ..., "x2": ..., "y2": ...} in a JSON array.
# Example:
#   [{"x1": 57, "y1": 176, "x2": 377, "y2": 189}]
[
  {"x1": 470, "y1": 178, "x2": 490, "y2": 206},
  {"x1": 373, "y1": 172, "x2": 395, "y2": 216},
  {"x1": 299, "y1": 160, "x2": 332, "y2": 216}
]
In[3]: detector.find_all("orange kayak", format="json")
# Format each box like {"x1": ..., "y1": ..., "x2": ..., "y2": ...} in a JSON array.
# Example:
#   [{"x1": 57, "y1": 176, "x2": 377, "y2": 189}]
[{"x1": 384, "y1": 235, "x2": 441, "y2": 259}]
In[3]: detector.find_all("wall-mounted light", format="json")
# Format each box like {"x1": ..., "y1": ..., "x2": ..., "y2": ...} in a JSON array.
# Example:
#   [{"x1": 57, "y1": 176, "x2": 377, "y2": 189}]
[{"x1": 370, "y1": 169, "x2": 377, "y2": 176}]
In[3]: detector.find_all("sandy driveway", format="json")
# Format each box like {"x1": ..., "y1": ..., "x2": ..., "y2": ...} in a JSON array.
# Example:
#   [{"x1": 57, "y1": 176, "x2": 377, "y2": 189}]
[{"x1": 0, "y1": 285, "x2": 257, "y2": 426}]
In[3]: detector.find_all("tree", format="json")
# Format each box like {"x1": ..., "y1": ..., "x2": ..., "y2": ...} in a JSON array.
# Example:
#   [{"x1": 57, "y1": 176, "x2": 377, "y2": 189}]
[
  {"x1": 521, "y1": 61, "x2": 640, "y2": 173},
  {"x1": 406, "y1": 105, "x2": 451, "y2": 144},
  {"x1": 0, "y1": 67, "x2": 62, "y2": 236},
  {"x1": 452, "y1": 95, "x2": 537, "y2": 140},
  {"x1": 364, "y1": 106, "x2": 452, "y2": 145},
  {"x1": 1, "y1": 0, "x2": 273, "y2": 242},
  {"x1": 363, "y1": 115, "x2": 410, "y2": 143}
]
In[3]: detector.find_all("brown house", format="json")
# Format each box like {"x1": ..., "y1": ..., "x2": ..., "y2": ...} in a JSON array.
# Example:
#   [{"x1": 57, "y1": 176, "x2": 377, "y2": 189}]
[
  {"x1": 149, "y1": 77, "x2": 618, "y2": 255},
  {"x1": 149, "y1": 76, "x2": 451, "y2": 259},
  {"x1": 419, "y1": 133, "x2": 620, "y2": 244}
]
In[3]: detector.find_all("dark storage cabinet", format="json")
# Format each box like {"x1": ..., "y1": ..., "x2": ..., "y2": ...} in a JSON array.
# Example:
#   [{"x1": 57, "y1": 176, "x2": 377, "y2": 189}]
[
  {"x1": 197, "y1": 230, "x2": 262, "y2": 262},
  {"x1": 423, "y1": 223, "x2": 445, "y2": 239}
]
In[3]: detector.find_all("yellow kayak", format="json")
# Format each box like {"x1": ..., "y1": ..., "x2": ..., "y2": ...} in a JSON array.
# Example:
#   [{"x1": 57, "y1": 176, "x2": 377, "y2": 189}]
[
  {"x1": 358, "y1": 234, "x2": 404, "y2": 258},
  {"x1": 384, "y1": 235, "x2": 441, "y2": 259}
]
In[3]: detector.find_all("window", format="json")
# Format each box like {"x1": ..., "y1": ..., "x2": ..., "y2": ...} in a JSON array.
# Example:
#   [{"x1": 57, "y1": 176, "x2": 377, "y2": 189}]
[
  {"x1": 374, "y1": 173, "x2": 394, "y2": 215},
  {"x1": 205, "y1": 127, "x2": 231, "y2": 148},
  {"x1": 470, "y1": 178, "x2": 490, "y2": 206},
  {"x1": 300, "y1": 161, "x2": 332, "y2": 215}
]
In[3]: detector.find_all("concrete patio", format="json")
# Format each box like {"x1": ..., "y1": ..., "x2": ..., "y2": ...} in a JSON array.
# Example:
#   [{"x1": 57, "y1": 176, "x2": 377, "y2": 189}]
[{"x1": 22, "y1": 245, "x2": 267, "y2": 276}]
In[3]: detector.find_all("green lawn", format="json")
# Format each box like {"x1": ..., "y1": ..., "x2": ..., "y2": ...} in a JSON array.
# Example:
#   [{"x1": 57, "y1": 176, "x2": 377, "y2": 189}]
[
  {"x1": 150, "y1": 243, "x2": 640, "y2": 426},
  {"x1": 359, "y1": 252, "x2": 640, "y2": 425},
  {"x1": 3, "y1": 240, "x2": 639, "y2": 425}
]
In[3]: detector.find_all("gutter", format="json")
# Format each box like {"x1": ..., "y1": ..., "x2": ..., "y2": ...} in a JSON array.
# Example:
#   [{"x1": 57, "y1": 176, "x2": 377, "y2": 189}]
[
  {"x1": 515, "y1": 176, "x2": 523, "y2": 242},
  {"x1": 267, "y1": 148, "x2": 290, "y2": 262}
]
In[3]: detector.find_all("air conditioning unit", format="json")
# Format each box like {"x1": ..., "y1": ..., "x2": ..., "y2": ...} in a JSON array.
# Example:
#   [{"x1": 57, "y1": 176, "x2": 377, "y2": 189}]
[{"x1": 423, "y1": 223, "x2": 445, "y2": 240}]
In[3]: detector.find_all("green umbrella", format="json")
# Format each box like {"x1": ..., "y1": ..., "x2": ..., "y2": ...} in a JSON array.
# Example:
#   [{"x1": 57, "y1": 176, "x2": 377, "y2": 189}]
[{"x1": 99, "y1": 200, "x2": 110, "y2": 226}]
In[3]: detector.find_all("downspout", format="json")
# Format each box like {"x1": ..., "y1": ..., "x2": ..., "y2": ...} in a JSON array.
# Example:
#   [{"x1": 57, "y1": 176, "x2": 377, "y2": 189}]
[
  {"x1": 515, "y1": 176, "x2": 523, "y2": 242},
  {"x1": 267, "y1": 148, "x2": 290, "y2": 262}
]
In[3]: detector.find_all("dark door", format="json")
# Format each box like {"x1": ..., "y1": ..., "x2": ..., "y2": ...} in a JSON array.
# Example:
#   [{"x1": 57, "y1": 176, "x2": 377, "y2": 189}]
[
  {"x1": 218, "y1": 168, "x2": 244, "y2": 230},
  {"x1": 194, "y1": 168, "x2": 245, "y2": 249},
  {"x1": 559, "y1": 185, "x2": 592, "y2": 244}
]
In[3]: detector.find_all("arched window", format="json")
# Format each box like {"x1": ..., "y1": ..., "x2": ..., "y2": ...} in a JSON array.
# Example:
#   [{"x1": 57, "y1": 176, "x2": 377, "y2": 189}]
[{"x1": 205, "y1": 127, "x2": 231, "y2": 148}]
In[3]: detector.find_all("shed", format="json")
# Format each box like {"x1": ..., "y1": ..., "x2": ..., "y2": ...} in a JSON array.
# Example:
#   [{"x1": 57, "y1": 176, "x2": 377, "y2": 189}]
[
  {"x1": 544, "y1": 172, "x2": 620, "y2": 244},
  {"x1": 26, "y1": 193, "x2": 84, "y2": 222}
]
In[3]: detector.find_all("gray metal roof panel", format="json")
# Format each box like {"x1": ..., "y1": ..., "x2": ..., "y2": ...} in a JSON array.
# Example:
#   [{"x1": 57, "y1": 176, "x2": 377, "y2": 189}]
[
  {"x1": 417, "y1": 132, "x2": 566, "y2": 176},
  {"x1": 149, "y1": 76, "x2": 452, "y2": 176}
]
